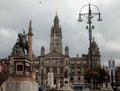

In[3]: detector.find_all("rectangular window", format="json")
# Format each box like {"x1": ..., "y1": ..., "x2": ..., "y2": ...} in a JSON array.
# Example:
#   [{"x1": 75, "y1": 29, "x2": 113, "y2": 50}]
[
  {"x1": 53, "y1": 59, "x2": 57, "y2": 64},
  {"x1": 78, "y1": 77, "x2": 80, "y2": 80},
  {"x1": 47, "y1": 67, "x2": 50, "y2": 73},
  {"x1": 53, "y1": 67, "x2": 57, "y2": 73},
  {"x1": 60, "y1": 60, "x2": 63, "y2": 64},
  {"x1": 25, "y1": 66, "x2": 30, "y2": 72},
  {"x1": 41, "y1": 69, "x2": 44, "y2": 75},
  {"x1": 60, "y1": 67, "x2": 63, "y2": 73}
]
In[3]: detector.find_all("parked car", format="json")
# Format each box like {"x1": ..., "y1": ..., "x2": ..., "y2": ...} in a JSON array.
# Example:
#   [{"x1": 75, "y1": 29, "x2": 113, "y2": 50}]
[{"x1": 71, "y1": 82, "x2": 89, "y2": 90}]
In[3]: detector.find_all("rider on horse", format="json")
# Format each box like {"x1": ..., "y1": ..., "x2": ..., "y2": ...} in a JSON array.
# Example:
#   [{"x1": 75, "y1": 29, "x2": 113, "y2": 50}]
[{"x1": 18, "y1": 31, "x2": 29, "y2": 55}]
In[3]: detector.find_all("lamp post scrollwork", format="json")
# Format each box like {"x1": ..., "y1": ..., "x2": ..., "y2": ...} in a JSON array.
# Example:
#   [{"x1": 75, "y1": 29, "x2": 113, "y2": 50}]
[
  {"x1": 78, "y1": 3, "x2": 102, "y2": 70},
  {"x1": 78, "y1": 3, "x2": 102, "y2": 90}
]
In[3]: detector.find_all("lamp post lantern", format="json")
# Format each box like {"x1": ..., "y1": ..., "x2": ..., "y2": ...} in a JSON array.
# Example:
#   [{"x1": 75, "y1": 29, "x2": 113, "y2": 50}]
[{"x1": 78, "y1": 3, "x2": 102, "y2": 70}]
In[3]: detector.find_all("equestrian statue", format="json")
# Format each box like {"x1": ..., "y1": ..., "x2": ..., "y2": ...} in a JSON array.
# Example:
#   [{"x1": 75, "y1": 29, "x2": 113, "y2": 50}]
[{"x1": 18, "y1": 31, "x2": 29, "y2": 55}]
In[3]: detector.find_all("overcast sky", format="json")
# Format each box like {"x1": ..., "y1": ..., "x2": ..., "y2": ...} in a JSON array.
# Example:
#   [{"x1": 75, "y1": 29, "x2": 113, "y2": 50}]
[{"x1": 0, "y1": 0, "x2": 120, "y2": 66}]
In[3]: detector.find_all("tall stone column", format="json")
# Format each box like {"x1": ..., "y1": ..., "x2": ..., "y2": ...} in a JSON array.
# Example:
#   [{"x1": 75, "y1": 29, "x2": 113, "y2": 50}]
[{"x1": 28, "y1": 20, "x2": 33, "y2": 60}]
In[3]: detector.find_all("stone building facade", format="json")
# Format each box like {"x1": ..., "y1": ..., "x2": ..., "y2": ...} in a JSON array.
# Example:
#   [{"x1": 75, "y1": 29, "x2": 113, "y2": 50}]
[
  {"x1": 6, "y1": 14, "x2": 100, "y2": 85},
  {"x1": 32, "y1": 14, "x2": 101, "y2": 85}
]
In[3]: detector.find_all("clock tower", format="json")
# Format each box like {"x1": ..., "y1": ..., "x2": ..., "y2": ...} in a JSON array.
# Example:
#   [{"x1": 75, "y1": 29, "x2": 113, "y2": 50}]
[{"x1": 50, "y1": 14, "x2": 62, "y2": 54}]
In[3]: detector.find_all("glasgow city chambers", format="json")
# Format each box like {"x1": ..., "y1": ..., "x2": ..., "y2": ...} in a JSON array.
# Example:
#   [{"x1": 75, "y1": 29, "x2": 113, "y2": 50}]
[{"x1": 8, "y1": 14, "x2": 101, "y2": 85}]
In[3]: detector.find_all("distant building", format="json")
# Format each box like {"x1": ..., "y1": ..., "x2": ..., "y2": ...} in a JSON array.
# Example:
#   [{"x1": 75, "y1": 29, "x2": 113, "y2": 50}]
[{"x1": 108, "y1": 59, "x2": 116, "y2": 86}]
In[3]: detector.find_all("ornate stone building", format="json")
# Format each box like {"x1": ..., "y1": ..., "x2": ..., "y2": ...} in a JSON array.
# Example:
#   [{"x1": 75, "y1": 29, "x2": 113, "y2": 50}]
[
  {"x1": 6, "y1": 14, "x2": 100, "y2": 86},
  {"x1": 32, "y1": 14, "x2": 101, "y2": 85}
]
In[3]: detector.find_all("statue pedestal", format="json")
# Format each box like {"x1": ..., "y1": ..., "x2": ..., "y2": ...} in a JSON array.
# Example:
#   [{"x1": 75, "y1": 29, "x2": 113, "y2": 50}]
[
  {"x1": 106, "y1": 83, "x2": 113, "y2": 91},
  {"x1": 101, "y1": 82, "x2": 106, "y2": 90},
  {"x1": 5, "y1": 56, "x2": 38, "y2": 91},
  {"x1": 6, "y1": 81, "x2": 38, "y2": 91},
  {"x1": 101, "y1": 83, "x2": 113, "y2": 91},
  {"x1": 62, "y1": 78, "x2": 73, "y2": 91}
]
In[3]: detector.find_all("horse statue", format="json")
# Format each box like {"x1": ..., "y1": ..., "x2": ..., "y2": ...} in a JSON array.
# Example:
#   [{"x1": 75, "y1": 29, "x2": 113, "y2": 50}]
[{"x1": 18, "y1": 31, "x2": 29, "y2": 55}]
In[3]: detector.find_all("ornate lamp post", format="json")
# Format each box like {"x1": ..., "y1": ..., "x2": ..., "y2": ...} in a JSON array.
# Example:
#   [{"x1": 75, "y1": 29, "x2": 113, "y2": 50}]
[
  {"x1": 88, "y1": 71, "x2": 98, "y2": 89},
  {"x1": 78, "y1": 3, "x2": 102, "y2": 90},
  {"x1": 78, "y1": 3, "x2": 102, "y2": 70}
]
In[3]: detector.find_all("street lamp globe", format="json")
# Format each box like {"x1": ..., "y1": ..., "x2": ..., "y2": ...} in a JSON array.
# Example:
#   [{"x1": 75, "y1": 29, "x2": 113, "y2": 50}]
[
  {"x1": 97, "y1": 13, "x2": 102, "y2": 21},
  {"x1": 78, "y1": 14, "x2": 83, "y2": 22},
  {"x1": 78, "y1": 3, "x2": 102, "y2": 70}
]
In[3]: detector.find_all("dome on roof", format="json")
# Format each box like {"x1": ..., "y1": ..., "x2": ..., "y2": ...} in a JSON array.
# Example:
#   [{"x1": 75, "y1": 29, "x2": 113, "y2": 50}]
[{"x1": 91, "y1": 38, "x2": 98, "y2": 48}]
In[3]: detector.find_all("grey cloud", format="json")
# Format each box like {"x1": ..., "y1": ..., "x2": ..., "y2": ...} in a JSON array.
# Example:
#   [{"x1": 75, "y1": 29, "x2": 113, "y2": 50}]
[{"x1": 0, "y1": 0, "x2": 120, "y2": 66}]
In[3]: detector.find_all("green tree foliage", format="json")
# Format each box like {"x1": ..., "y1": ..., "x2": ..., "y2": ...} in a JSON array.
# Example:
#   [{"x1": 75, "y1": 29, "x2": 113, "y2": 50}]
[{"x1": 84, "y1": 68, "x2": 108, "y2": 84}]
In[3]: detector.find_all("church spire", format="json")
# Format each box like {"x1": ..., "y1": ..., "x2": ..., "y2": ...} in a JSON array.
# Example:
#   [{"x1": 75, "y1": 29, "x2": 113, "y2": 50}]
[{"x1": 54, "y1": 13, "x2": 59, "y2": 27}]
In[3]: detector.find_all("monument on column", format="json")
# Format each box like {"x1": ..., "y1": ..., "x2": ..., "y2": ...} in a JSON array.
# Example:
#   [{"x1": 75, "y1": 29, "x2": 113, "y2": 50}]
[{"x1": 5, "y1": 21, "x2": 38, "y2": 91}]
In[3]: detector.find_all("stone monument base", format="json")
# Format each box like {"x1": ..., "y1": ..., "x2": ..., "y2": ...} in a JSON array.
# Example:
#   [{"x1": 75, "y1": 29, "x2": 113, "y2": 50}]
[
  {"x1": 62, "y1": 78, "x2": 73, "y2": 91},
  {"x1": 5, "y1": 81, "x2": 38, "y2": 91},
  {"x1": 101, "y1": 82, "x2": 113, "y2": 91}
]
